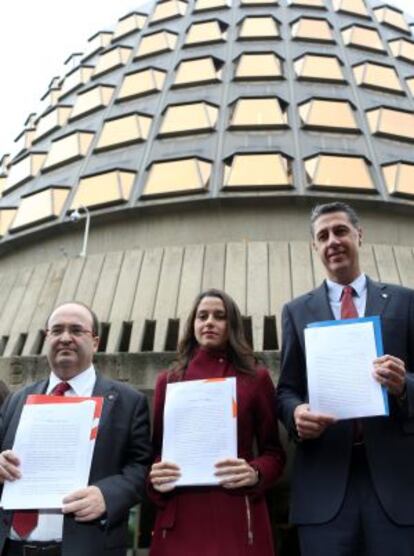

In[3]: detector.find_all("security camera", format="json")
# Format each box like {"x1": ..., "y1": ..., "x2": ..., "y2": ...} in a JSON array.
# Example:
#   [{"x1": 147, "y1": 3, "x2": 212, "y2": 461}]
[{"x1": 70, "y1": 209, "x2": 81, "y2": 222}]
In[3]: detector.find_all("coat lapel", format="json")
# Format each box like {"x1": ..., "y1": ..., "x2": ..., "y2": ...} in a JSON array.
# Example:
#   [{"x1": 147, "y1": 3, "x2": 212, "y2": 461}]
[
  {"x1": 305, "y1": 282, "x2": 334, "y2": 323},
  {"x1": 92, "y1": 374, "x2": 118, "y2": 430},
  {"x1": 365, "y1": 277, "x2": 391, "y2": 317}
]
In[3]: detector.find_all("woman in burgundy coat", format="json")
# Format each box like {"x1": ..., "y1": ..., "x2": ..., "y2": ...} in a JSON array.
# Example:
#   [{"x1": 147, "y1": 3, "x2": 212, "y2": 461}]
[{"x1": 149, "y1": 289, "x2": 286, "y2": 556}]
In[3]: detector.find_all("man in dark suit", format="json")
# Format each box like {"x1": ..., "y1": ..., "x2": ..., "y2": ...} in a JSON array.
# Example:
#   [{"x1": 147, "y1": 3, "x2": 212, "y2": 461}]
[
  {"x1": 0, "y1": 302, "x2": 151, "y2": 556},
  {"x1": 277, "y1": 202, "x2": 414, "y2": 556}
]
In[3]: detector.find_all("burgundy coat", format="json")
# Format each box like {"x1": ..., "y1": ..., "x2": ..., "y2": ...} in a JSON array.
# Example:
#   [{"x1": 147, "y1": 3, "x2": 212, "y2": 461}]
[{"x1": 149, "y1": 348, "x2": 285, "y2": 556}]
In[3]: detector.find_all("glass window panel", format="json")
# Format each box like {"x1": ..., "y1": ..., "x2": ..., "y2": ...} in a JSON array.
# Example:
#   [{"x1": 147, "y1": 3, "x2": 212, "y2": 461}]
[
  {"x1": 406, "y1": 77, "x2": 414, "y2": 96},
  {"x1": 113, "y1": 13, "x2": 146, "y2": 41},
  {"x1": 185, "y1": 20, "x2": 226, "y2": 46},
  {"x1": 333, "y1": 0, "x2": 369, "y2": 18},
  {"x1": 143, "y1": 158, "x2": 211, "y2": 196},
  {"x1": 235, "y1": 53, "x2": 282, "y2": 80},
  {"x1": 135, "y1": 30, "x2": 178, "y2": 59},
  {"x1": 43, "y1": 131, "x2": 94, "y2": 172},
  {"x1": 0, "y1": 209, "x2": 17, "y2": 237},
  {"x1": 96, "y1": 113, "x2": 152, "y2": 150},
  {"x1": 367, "y1": 107, "x2": 414, "y2": 142},
  {"x1": 84, "y1": 31, "x2": 113, "y2": 60},
  {"x1": 291, "y1": 18, "x2": 334, "y2": 42},
  {"x1": 71, "y1": 170, "x2": 135, "y2": 209},
  {"x1": 34, "y1": 106, "x2": 72, "y2": 142},
  {"x1": 12, "y1": 130, "x2": 35, "y2": 159},
  {"x1": 353, "y1": 62, "x2": 403, "y2": 94},
  {"x1": 151, "y1": 0, "x2": 187, "y2": 24},
  {"x1": 41, "y1": 88, "x2": 61, "y2": 111},
  {"x1": 159, "y1": 102, "x2": 218, "y2": 136},
  {"x1": 6, "y1": 153, "x2": 47, "y2": 191},
  {"x1": 389, "y1": 39, "x2": 414, "y2": 64},
  {"x1": 299, "y1": 99, "x2": 357, "y2": 131},
  {"x1": 194, "y1": 0, "x2": 230, "y2": 12},
  {"x1": 239, "y1": 17, "x2": 279, "y2": 39},
  {"x1": 117, "y1": 68, "x2": 166, "y2": 101},
  {"x1": 174, "y1": 57, "x2": 222, "y2": 86},
  {"x1": 374, "y1": 7, "x2": 410, "y2": 32},
  {"x1": 70, "y1": 85, "x2": 115, "y2": 120},
  {"x1": 59, "y1": 66, "x2": 94, "y2": 98},
  {"x1": 305, "y1": 154, "x2": 374, "y2": 190},
  {"x1": 289, "y1": 0, "x2": 325, "y2": 8},
  {"x1": 224, "y1": 153, "x2": 292, "y2": 188},
  {"x1": 93, "y1": 47, "x2": 132, "y2": 78},
  {"x1": 11, "y1": 188, "x2": 70, "y2": 231},
  {"x1": 383, "y1": 162, "x2": 414, "y2": 197},
  {"x1": 230, "y1": 98, "x2": 287, "y2": 128},
  {"x1": 240, "y1": 0, "x2": 278, "y2": 5},
  {"x1": 342, "y1": 25, "x2": 385, "y2": 53},
  {"x1": 294, "y1": 54, "x2": 345, "y2": 82}
]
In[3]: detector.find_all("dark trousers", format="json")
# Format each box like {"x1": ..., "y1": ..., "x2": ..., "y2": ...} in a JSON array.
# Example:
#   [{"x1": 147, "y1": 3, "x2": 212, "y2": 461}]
[
  {"x1": 2, "y1": 540, "x2": 61, "y2": 556},
  {"x1": 298, "y1": 445, "x2": 414, "y2": 556}
]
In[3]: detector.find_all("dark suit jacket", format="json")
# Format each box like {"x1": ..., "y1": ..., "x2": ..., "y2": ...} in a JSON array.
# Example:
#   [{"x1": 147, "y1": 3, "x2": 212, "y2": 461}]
[
  {"x1": 0, "y1": 374, "x2": 152, "y2": 556},
  {"x1": 276, "y1": 277, "x2": 414, "y2": 525}
]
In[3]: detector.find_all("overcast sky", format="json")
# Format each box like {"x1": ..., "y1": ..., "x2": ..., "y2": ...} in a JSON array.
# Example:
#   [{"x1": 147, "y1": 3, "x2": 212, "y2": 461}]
[{"x1": 1, "y1": 0, "x2": 413, "y2": 157}]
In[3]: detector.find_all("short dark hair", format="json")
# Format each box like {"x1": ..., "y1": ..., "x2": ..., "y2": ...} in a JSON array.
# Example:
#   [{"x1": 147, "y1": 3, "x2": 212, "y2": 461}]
[
  {"x1": 46, "y1": 302, "x2": 100, "y2": 336},
  {"x1": 310, "y1": 202, "x2": 360, "y2": 237}
]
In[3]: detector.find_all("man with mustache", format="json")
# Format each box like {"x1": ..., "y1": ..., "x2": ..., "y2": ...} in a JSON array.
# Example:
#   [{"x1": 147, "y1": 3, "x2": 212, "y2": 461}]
[
  {"x1": 0, "y1": 302, "x2": 151, "y2": 556},
  {"x1": 277, "y1": 202, "x2": 414, "y2": 555}
]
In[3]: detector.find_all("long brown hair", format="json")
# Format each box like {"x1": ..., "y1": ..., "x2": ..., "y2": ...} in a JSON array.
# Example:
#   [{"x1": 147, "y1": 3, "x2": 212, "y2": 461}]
[{"x1": 171, "y1": 289, "x2": 256, "y2": 377}]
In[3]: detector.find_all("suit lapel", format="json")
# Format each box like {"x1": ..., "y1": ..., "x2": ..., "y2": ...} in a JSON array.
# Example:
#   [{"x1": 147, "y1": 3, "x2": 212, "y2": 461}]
[
  {"x1": 365, "y1": 277, "x2": 391, "y2": 317},
  {"x1": 305, "y1": 282, "x2": 334, "y2": 322},
  {"x1": 92, "y1": 374, "x2": 118, "y2": 430}
]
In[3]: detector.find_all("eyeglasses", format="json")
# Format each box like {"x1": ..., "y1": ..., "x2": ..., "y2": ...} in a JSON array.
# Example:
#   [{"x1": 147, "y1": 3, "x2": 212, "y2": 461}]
[{"x1": 45, "y1": 326, "x2": 95, "y2": 338}]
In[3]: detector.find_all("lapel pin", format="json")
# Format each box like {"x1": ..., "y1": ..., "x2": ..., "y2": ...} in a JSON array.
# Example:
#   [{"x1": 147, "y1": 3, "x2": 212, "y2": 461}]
[
  {"x1": 108, "y1": 393, "x2": 115, "y2": 400},
  {"x1": 381, "y1": 293, "x2": 388, "y2": 299}
]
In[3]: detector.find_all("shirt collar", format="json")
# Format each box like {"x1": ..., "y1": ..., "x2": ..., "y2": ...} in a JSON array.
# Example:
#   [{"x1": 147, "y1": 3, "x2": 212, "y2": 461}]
[
  {"x1": 47, "y1": 365, "x2": 96, "y2": 396},
  {"x1": 326, "y1": 273, "x2": 367, "y2": 303}
]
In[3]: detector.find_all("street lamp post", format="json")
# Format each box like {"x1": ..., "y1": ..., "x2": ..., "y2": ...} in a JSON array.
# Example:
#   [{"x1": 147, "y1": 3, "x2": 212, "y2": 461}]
[{"x1": 70, "y1": 205, "x2": 91, "y2": 258}]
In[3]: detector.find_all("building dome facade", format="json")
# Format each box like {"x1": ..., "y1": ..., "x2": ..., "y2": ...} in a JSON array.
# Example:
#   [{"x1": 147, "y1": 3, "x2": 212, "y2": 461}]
[{"x1": 0, "y1": 0, "x2": 413, "y2": 361}]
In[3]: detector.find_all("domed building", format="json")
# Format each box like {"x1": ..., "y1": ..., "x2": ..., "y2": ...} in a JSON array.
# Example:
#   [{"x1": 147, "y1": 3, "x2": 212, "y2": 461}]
[{"x1": 0, "y1": 0, "x2": 413, "y2": 552}]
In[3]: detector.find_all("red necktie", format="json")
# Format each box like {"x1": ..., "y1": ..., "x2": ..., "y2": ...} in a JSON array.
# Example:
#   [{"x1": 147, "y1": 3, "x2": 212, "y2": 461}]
[
  {"x1": 341, "y1": 285, "x2": 358, "y2": 319},
  {"x1": 12, "y1": 381, "x2": 71, "y2": 538},
  {"x1": 340, "y1": 287, "x2": 363, "y2": 443}
]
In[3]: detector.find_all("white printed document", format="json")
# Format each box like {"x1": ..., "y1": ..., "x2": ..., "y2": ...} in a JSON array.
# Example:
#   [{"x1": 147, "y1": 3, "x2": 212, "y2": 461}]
[
  {"x1": 162, "y1": 377, "x2": 237, "y2": 486},
  {"x1": 305, "y1": 316, "x2": 388, "y2": 420},
  {"x1": 1, "y1": 395, "x2": 103, "y2": 509}
]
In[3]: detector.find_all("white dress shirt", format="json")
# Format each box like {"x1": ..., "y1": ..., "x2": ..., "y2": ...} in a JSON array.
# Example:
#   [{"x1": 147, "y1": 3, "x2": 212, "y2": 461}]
[
  {"x1": 326, "y1": 273, "x2": 367, "y2": 320},
  {"x1": 10, "y1": 365, "x2": 96, "y2": 542}
]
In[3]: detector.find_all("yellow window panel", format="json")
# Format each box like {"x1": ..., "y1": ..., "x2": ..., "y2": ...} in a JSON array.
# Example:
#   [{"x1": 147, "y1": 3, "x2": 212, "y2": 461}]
[
  {"x1": 84, "y1": 31, "x2": 113, "y2": 59},
  {"x1": 406, "y1": 77, "x2": 414, "y2": 96},
  {"x1": 332, "y1": 0, "x2": 369, "y2": 17},
  {"x1": 174, "y1": 57, "x2": 222, "y2": 86},
  {"x1": 159, "y1": 102, "x2": 218, "y2": 136},
  {"x1": 11, "y1": 187, "x2": 70, "y2": 232},
  {"x1": 150, "y1": 0, "x2": 187, "y2": 24},
  {"x1": 342, "y1": 25, "x2": 385, "y2": 53},
  {"x1": 185, "y1": 20, "x2": 226, "y2": 46},
  {"x1": 194, "y1": 0, "x2": 230, "y2": 12},
  {"x1": 113, "y1": 12, "x2": 147, "y2": 41},
  {"x1": 117, "y1": 68, "x2": 166, "y2": 101},
  {"x1": 353, "y1": 62, "x2": 403, "y2": 94},
  {"x1": 374, "y1": 7, "x2": 410, "y2": 33},
  {"x1": 289, "y1": 0, "x2": 325, "y2": 7},
  {"x1": 305, "y1": 154, "x2": 374, "y2": 190},
  {"x1": 43, "y1": 131, "x2": 94, "y2": 172},
  {"x1": 70, "y1": 85, "x2": 115, "y2": 120},
  {"x1": 0, "y1": 209, "x2": 17, "y2": 237},
  {"x1": 294, "y1": 54, "x2": 344, "y2": 82},
  {"x1": 224, "y1": 153, "x2": 292, "y2": 188},
  {"x1": 389, "y1": 39, "x2": 414, "y2": 65},
  {"x1": 367, "y1": 107, "x2": 414, "y2": 143},
  {"x1": 96, "y1": 113, "x2": 152, "y2": 151},
  {"x1": 239, "y1": 17, "x2": 279, "y2": 39},
  {"x1": 230, "y1": 98, "x2": 287, "y2": 128},
  {"x1": 291, "y1": 18, "x2": 334, "y2": 42},
  {"x1": 135, "y1": 31, "x2": 178, "y2": 59},
  {"x1": 93, "y1": 46, "x2": 132, "y2": 78},
  {"x1": 235, "y1": 53, "x2": 282, "y2": 80},
  {"x1": 59, "y1": 66, "x2": 94, "y2": 98},
  {"x1": 12, "y1": 129, "x2": 35, "y2": 159},
  {"x1": 299, "y1": 99, "x2": 358, "y2": 131},
  {"x1": 6, "y1": 153, "x2": 47, "y2": 192},
  {"x1": 71, "y1": 170, "x2": 136, "y2": 209},
  {"x1": 34, "y1": 106, "x2": 72, "y2": 142},
  {"x1": 383, "y1": 162, "x2": 414, "y2": 197},
  {"x1": 143, "y1": 158, "x2": 211, "y2": 196}
]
